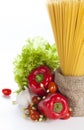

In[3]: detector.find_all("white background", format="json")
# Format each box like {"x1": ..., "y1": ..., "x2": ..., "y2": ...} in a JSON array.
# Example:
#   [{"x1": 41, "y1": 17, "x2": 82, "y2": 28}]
[
  {"x1": 0, "y1": 0, "x2": 84, "y2": 130},
  {"x1": 0, "y1": 0, "x2": 54, "y2": 90}
]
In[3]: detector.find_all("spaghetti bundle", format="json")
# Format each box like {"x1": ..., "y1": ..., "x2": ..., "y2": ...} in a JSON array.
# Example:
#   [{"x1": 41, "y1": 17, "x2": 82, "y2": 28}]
[{"x1": 46, "y1": 0, "x2": 84, "y2": 76}]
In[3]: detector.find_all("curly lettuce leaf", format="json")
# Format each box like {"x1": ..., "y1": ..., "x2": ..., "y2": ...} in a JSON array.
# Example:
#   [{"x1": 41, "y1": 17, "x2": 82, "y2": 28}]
[{"x1": 13, "y1": 36, "x2": 59, "y2": 90}]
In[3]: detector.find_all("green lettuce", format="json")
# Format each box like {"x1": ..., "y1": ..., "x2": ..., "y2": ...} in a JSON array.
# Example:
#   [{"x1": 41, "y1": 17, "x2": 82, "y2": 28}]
[{"x1": 13, "y1": 36, "x2": 59, "y2": 90}]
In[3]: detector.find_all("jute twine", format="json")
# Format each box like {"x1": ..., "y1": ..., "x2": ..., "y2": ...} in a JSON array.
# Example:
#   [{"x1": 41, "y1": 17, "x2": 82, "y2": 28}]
[{"x1": 54, "y1": 68, "x2": 84, "y2": 116}]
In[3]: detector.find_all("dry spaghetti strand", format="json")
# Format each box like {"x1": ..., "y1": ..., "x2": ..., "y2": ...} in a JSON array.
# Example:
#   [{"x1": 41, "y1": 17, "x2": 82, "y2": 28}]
[{"x1": 46, "y1": 0, "x2": 84, "y2": 76}]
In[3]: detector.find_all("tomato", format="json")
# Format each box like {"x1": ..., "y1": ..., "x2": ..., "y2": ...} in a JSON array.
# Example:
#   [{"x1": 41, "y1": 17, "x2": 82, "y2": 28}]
[
  {"x1": 32, "y1": 96, "x2": 41, "y2": 105},
  {"x1": 30, "y1": 111, "x2": 40, "y2": 121},
  {"x1": 2, "y1": 88, "x2": 12, "y2": 96},
  {"x1": 48, "y1": 82, "x2": 57, "y2": 93},
  {"x1": 28, "y1": 106, "x2": 35, "y2": 115},
  {"x1": 61, "y1": 109, "x2": 72, "y2": 120}
]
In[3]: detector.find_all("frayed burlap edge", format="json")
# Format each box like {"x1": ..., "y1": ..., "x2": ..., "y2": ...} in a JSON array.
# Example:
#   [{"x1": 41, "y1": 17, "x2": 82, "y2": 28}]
[{"x1": 54, "y1": 68, "x2": 84, "y2": 116}]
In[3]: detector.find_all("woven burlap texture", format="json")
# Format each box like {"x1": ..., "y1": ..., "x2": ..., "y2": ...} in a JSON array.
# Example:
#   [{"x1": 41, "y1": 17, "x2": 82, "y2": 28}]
[{"x1": 55, "y1": 68, "x2": 84, "y2": 116}]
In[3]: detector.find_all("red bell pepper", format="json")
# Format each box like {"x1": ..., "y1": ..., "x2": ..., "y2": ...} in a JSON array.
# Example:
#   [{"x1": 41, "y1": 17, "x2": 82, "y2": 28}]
[
  {"x1": 27, "y1": 65, "x2": 53, "y2": 96},
  {"x1": 38, "y1": 93, "x2": 69, "y2": 119},
  {"x1": 61, "y1": 109, "x2": 72, "y2": 120}
]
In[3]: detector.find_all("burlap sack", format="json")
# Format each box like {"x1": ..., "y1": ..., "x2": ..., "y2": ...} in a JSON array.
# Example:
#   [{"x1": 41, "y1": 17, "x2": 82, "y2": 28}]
[{"x1": 54, "y1": 68, "x2": 84, "y2": 116}]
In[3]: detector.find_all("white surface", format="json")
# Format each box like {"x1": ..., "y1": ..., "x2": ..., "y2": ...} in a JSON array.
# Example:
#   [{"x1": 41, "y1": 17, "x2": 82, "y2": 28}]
[
  {"x1": 0, "y1": 0, "x2": 84, "y2": 130},
  {"x1": 0, "y1": 95, "x2": 84, "y2": 130}
]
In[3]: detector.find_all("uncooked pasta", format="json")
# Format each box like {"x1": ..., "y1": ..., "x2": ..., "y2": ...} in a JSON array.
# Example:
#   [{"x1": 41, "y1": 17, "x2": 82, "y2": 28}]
[{"x1": 46, "y1": 0, "x2": 84, "y2": 76}]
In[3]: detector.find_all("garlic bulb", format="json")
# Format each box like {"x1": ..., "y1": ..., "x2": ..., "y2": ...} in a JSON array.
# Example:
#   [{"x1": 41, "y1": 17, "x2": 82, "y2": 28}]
[{"x1": 16, "y1": 88, "x2": 32, "y2": 107}]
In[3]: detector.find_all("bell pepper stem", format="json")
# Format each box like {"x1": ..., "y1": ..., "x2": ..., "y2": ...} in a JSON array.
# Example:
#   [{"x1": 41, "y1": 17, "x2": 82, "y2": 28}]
[
  {"x1": 35, "y1": 74, "x2": 44, "y2": 83},
  {"x1": 54, "y1": 102, "x2": 63, "y2": 113}
]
